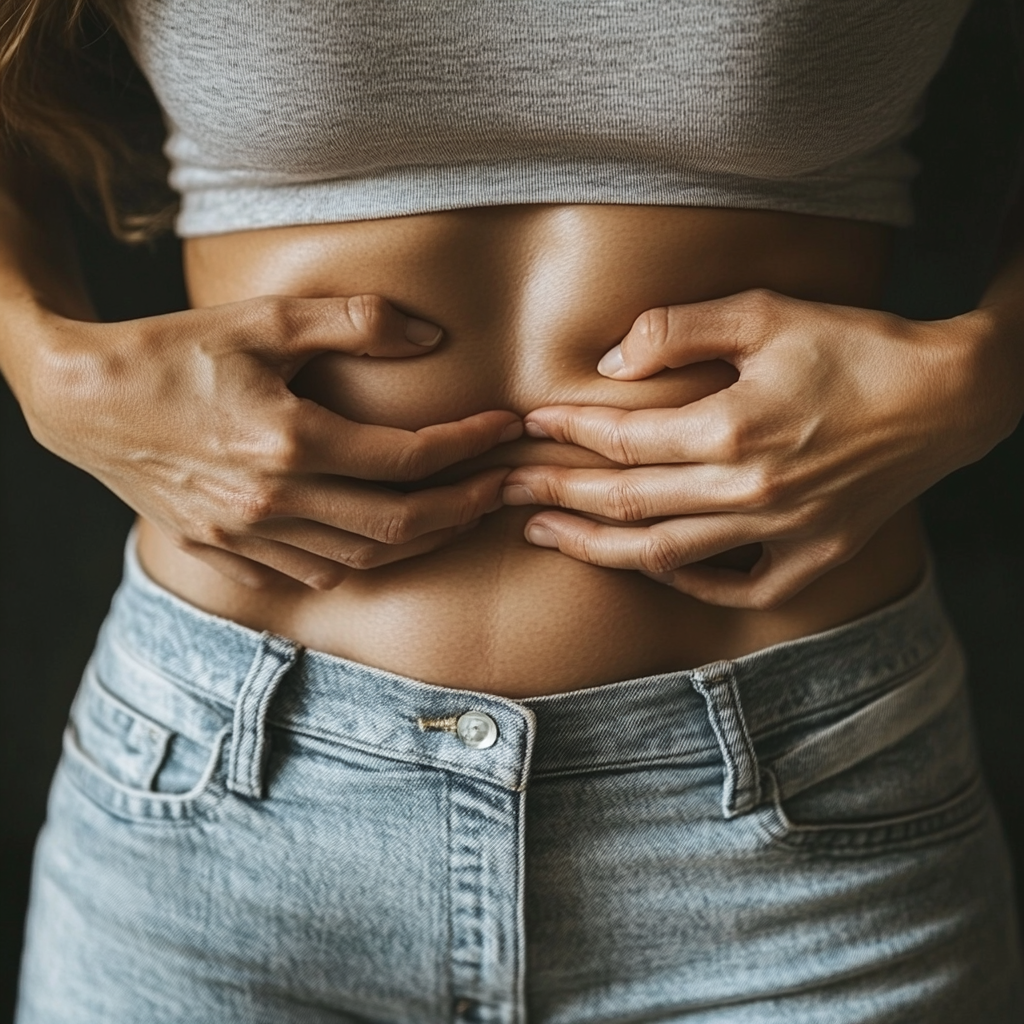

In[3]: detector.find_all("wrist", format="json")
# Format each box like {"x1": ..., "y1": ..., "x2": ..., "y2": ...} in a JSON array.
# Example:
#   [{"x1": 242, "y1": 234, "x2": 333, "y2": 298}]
[
  {"x1": 4, "y1": 305, "x2": 115, "y2": 457},
  {"x1": 0, "y1": 298, "x2": 63, "y2": 405},
  {"x1": 940, "y1": 305, "x2": 1024, "y2": 457}
]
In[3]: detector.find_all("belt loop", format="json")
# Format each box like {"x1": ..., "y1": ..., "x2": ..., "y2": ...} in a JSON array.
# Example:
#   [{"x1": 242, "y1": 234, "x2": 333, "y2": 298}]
[
  {"x1": 691, "y1": 660, "x2": 761, "y2": 819},
  {"x1": 227, "y1": 632, "x2": 302, "y2": 798}
]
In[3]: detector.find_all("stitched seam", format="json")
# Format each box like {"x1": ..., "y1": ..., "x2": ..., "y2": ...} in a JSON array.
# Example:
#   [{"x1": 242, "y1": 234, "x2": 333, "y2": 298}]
[
  {"x1": 725, "y1": 671, "x2": 761, "y2": 809},
  {"x1": 692, "y1": 673, "x2": 739, "y2": 815},
  {"x1": 759, "y1": 766, "x2": 991, "y2": 855},
  {"x1": 250, "y1": 650, "x2": 290, "y2": 792},
  {"x1": 227, "y1": 636, "x2": 300, "y2": 797},
  {"x1": 61, "y1": 725, "x2": 230, "y2": 824},
  {"x1": 230, "y1": 647, "x2": 269, "y2": 796}
]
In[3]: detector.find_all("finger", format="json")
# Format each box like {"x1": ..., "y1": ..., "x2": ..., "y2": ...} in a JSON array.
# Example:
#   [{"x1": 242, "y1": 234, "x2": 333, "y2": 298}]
[
  {"x1": 291, "y1": 402, "x2": 522, "y2": 480},
  {"x1": 274, "y1": 467, "x2": 507, "y2": 542},
  {"x1": 213, "y1": 533, "x2": 355, "y2": 590},
  {"x1": 523, "y1": 395, "x2": 744, "y2": 466},
  {"x1": 233, "y1": 293, "x2": 445, "y2": 362},
  {"x1": 522, "y1": 510, "x2": 751, "y2": 572},
  {"x1": 644, "y1": 542, "x2": 831, "y2": 611},
  {"x1": 503, "y1": 464, "x2": 748, "y2": 520},
  {"x1": 254, "y1": 517, "x2": 483, "y2": 572},
  {"x1": 597, "y1": 288, "x2": 791, "y2": 381},
  {"x1": 178, "y1": 536, "x2": 336, "y2": 591}
]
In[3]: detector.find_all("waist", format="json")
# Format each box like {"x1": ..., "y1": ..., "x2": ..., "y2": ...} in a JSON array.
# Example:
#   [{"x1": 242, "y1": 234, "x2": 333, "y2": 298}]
[
  {"x1": 145, "y1": 203, "x2": 924, "y2": 695},
  {"x1": 137, "y1": 504, "x2": 926, "y2": 694},
  {"x1": 109, "y1": 531, "x2": 955, "y2": 787}
]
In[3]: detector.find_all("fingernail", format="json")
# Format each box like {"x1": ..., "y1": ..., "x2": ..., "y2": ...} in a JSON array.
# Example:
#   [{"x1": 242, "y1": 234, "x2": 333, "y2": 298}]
[
  {"x1": 642, "y1": 570, "x2": 675, "y2": 584},
  {"x1": 524, "y1": 421, "x2": 549, "y2": 439},
  {"x1": 499, "y1": 421, "x2": 523, "y2": 443},
  {"x1": 456, "y1": 518, "x2": 482, "y2": 535},
  {"x1": 526, "y1": 524, "x2": 558, "y2": 548},
  {"x1": 404, "y1": 317, "x2": 443, "y2": 346},
  {"x1": 597, "y1": 344, "x2": 626, "y2": 378},
  {"x1": 502, "y1": 484, "x2": 534, "y2": 505}
]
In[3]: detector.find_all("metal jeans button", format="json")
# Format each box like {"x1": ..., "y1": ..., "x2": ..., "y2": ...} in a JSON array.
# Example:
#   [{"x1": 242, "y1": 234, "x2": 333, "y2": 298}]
[{"x1": 456, "y1": 711, "x2": 498, "y2": 749}]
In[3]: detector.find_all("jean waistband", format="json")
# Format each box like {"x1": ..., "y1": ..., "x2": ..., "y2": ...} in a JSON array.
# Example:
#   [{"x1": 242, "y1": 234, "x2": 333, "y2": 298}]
[{"x1": 102, "y1": 531, "x2": 955, "y2": 792}]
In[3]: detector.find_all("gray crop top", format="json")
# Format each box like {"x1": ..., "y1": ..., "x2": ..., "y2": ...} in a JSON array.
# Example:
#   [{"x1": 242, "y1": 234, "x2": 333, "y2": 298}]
[{"x1": 125, "y1": 0, "x2": 973, "y2": 237}]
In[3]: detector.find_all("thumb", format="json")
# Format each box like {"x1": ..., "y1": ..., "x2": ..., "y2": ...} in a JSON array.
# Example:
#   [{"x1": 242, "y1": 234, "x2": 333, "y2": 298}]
[{"x1": 597, "y1": 291, "x2": 778, "y2": 381}]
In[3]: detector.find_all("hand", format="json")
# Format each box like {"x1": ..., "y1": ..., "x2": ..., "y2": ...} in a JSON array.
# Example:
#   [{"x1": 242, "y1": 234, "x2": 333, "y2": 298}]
[
  {"x1": 503, "y1": 288, "x2": 1017, "y2": 609},
  {"x1": 23, "y1": 295, "x2": 521, "y2": 589}
]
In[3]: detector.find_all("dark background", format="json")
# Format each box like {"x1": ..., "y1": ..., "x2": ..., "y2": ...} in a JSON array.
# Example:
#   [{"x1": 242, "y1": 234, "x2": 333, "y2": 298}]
[{"x1": 2, "y1": 1, "x2": 1023, "y2": 1020}]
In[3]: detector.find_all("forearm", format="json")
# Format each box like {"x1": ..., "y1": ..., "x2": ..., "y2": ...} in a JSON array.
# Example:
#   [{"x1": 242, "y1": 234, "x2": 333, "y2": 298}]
[
  {"x1": 977, "y1": 239, "x2": 1024, "y2": 340},
  {"x1": 0, "y1": 163, "x2": 95, "y2": 412},
  {"x1": 954, "y1": 197, "x2": 1024, "y2": 443}
]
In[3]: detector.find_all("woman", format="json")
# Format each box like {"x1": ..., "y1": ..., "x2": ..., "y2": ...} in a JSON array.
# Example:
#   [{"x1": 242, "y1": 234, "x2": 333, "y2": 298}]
[{"x1": 4, "y1": 0, "x2": 1023, "y2": 1020}]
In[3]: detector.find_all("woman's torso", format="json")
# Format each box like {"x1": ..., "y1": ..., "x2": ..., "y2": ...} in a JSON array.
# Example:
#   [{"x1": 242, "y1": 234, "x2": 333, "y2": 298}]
[
  {"x1": 128, "y1": 0, "x2": 971, "y2": 236},
  {"x1": 137, "y1": 204, "x2": 926, "y2": 696}
]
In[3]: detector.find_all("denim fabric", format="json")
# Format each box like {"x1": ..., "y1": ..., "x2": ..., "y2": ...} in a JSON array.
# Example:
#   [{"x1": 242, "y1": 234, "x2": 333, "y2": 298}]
[{"x1": 16, "y1": 539, "x2": 1024, "y2": 1023}]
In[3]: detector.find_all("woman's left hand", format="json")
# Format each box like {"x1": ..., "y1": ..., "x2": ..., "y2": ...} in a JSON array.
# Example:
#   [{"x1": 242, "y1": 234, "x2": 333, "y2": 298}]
[{"x1": 502, "y1": 288, "x2": 1020, "y2": 609}]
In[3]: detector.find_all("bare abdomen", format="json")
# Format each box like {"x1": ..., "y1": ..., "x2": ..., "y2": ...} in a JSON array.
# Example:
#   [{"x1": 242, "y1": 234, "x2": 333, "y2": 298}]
[{"x1": 136, "y1": 204, "x2": 925, "y2": 695}]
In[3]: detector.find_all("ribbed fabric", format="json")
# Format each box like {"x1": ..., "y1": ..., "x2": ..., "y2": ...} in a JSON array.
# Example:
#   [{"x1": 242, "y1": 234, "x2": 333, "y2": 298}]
[{"x1": 125, "y1": 0, "x2": 973, "y2": 237}]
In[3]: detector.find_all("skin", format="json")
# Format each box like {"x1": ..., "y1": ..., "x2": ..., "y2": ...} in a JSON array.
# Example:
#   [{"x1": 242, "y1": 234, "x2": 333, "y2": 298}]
[{"x1": 2, "y1": 188, "x2": 1022, "y2": 696}]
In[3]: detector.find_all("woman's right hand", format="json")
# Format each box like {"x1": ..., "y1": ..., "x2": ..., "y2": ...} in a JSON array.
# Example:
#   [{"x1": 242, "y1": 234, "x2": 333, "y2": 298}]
[{"x1": 20, "y1": 294, "x2": 522, "y2": 589}]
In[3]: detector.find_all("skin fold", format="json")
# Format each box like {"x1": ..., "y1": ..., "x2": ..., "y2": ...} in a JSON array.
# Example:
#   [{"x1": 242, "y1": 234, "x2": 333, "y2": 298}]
[{"x1": 134, "y1": 203, "x2": 932, "y2": 695}]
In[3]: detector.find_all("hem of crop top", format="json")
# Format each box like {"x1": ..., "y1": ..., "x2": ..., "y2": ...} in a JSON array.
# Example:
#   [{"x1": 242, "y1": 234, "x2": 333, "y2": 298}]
[{"x1": 171, "y1": 156, "x2": 915, "y2": 237}]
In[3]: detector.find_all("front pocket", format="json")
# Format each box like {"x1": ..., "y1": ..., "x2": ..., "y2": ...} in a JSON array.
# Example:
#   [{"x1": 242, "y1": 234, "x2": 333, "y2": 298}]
[
  {"x1": 759, "y1": 642, "x2": 991, "y2": 855},
  {"x1": 69, "y1": 666, "x2": 172, "y2": 790},
  {"x1": 61, "y1": 660, "x2": 230, "y2": 824},
  {"x1": 763, "y1": 772, "x2": 989, "y2": 855}
]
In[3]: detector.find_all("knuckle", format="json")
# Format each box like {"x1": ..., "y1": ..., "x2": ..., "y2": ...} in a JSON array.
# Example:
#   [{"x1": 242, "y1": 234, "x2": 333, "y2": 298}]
[
  {"x1": 738, "y1": 468, "x2": 782, "y2": 510},
  {"x1": 736, "y1": 287, "x2": 780, "y2": 318},
  {"x1": 726, "y1": 288, "x2": 785, "y2": 345},
  {"x1": 388, "y1": 436, "x2": 430, "y2": 481},
  {"x1": 230, "y1": 483, "x2": 284, "y2": 525},
  {"x1": 252, "y1": 421, "x2": 305, "y2": 473},
  {"x1": 344, "y1": 293, "x2": 389, "y2": 338},
  {"x1": 379, "y1": 508, "x2": 419, "y2": 545},
  {"x1": 638, "y1": 533, "x2": 679, "y2": 574},
  {"x1": 707, "y1": 412, "x2": 746, "y2": 463},
  {"x1": 632, "y1": 306, "x2": 671, "y2": 352},
  {"x1": 252, "y1": 295, "x2": 298, "y2": 338},
  {"x1": 606, "y1": 478, "x2": 651, "y2": 521},
  {"x1": 782, "y1": 501, "x2": 819, "y2": 535},
  {"x1": 302, "y1": 566, "x2": 347, "y2": 591},
  {"x1": 238, "y1": 568, "x2": 278, "y2": 591},
  {"x1": 602, "y1": 424, "x2": 643, "y2": 467},
  {"x1": 340, "y1": 542, "x2": 383, "y2": 571},
  {"x1": 571, "y1": 531, "x2": 599, "y2": 564},
  {"x1": 547, "y1": 474, "x2": 575, "y2": 507},
  {"x1": 816, "y1": 532, "x2": 858, "y2": 567},
  {"x1": 746, "y1": 582, "x2": 790, "y2": 612},
  {"x1": 454, "y1": 490, "x2": 488, "y2": 526},
  {"x1": 191, "y1": 520, "x2": 232, "y2": 549}
]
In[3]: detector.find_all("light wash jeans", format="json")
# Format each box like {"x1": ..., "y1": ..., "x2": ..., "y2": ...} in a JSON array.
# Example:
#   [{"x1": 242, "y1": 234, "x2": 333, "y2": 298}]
[{"x1": 16, "y1": 538, "x2": 1024, "y2": 1023}]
